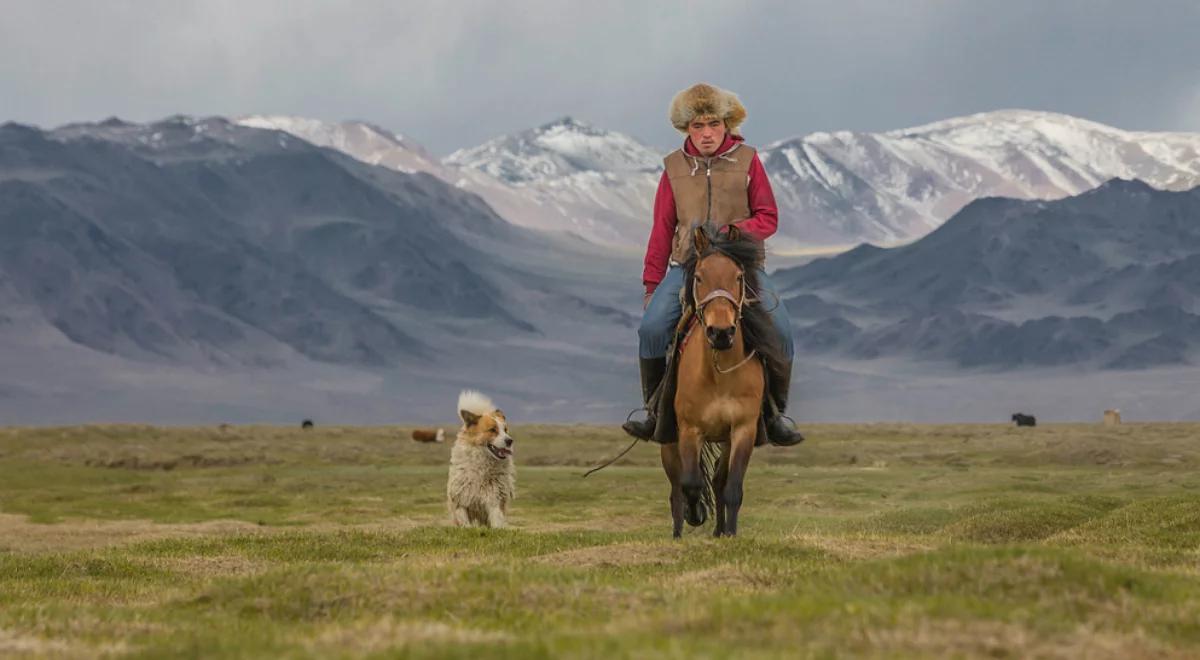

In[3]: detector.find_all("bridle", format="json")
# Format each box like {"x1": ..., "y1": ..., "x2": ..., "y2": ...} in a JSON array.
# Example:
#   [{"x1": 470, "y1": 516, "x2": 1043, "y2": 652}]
[{"x1": 692, "y1": 259, "x2": 758, "y2": 374}]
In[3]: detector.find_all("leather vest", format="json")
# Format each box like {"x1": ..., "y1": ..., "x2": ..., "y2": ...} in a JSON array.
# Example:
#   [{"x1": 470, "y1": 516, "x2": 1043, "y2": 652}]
[{"x1": 663, "y1": 143, "x2": 755, "y2": 264}]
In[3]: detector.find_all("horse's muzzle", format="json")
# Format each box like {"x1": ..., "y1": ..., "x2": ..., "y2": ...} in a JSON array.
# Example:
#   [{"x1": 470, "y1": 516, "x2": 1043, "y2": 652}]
[{"x1": 706, "y1": 325, "x2": 736, "y2": 350}]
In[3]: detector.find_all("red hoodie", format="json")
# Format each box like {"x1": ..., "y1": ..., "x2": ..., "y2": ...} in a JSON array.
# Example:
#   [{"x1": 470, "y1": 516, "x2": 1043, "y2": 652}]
[{"x1": 641, "y1": 134, "x2": 779, "y2": 295}]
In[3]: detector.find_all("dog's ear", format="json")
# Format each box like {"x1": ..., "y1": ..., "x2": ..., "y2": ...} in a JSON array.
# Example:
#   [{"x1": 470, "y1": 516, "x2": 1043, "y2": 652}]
[
  {"x1": 459, "y1": 409, "x2": 481, "y2": 427},
  {"x1": 693, "y1": 226, "x2": 710, "y2": 255},
  {"x1": 493, "y1": 409, "x2": 505, "y2": 421}
]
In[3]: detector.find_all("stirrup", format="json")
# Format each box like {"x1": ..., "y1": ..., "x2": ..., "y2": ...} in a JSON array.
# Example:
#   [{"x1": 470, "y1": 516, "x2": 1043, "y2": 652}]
[
  {"x1": 621, "y1": 407, "x2": 656, "y2": 441},
  {"x1": 766, "y1": 413, "x2": 805, "y2": 446}
]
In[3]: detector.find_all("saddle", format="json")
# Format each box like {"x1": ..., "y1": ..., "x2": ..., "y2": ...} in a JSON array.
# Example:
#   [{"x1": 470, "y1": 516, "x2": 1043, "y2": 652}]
[{"x1": 649, "y1": 301, "x2": 769, "y2": 447}]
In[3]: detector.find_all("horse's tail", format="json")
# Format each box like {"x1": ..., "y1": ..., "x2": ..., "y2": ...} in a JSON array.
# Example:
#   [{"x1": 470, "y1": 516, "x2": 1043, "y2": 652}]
[{"x1": 699, "y1": 441, "x2": 720, "y2": 519}]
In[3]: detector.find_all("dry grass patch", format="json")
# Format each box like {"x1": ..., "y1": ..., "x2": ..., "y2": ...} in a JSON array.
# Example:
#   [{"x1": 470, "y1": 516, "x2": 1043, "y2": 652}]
[
  {"x1": 0, "y1": 628, "x2": 75, "y2": 656},
  {"x1": 533, "y1": 541, "x2": 682, "y2": 568},
  {"x1": 0, "y1": 513, "x2": 265, "y2": 553},
  {"x1": 851, "y1": 618, "x2": 1189, "y2": 659},
  {"x1": 788, "y1": 532, "x2": 937, "y2": 560},
  {"x1": 149, "y1": 554, "x2": 267, "y2": 578},
  {"x1": 668, "y1": 563, "x2": 777, "y2": 592},
  {"x1": 307, "y1": 617, "x2": 515, "y2": 655}
]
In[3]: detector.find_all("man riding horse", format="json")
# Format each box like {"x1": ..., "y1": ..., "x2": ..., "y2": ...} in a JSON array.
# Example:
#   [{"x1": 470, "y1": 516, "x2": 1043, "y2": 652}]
[{"x1": 623, "y1": 83, "x2": 805, "y2": 447}]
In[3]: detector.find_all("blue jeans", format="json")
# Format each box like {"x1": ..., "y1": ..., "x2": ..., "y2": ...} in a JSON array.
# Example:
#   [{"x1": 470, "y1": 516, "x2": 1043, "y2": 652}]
[{"x1": 639, "y1": 267, "x2": 794, "y2": 360}]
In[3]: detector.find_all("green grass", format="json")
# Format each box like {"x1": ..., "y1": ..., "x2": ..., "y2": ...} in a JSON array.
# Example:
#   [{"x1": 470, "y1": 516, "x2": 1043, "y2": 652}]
[{"x1": 1, "y1": 423, "x2": 1199, "y2": 658}]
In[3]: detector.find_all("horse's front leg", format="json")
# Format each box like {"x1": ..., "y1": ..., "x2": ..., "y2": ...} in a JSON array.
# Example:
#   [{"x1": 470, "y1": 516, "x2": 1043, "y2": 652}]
[
  {"x1": 722, "y1": 422, "x2": 757, "y2": 537},
  {"x1": 660, "y1": 443, "x2": 685, "y2": 539},
  {"x1": 678, "y1": 423, "x2": 707, "y2": 527},
  {"x1": 712, "y1": 441, "x2": 731, "y2": 537}
]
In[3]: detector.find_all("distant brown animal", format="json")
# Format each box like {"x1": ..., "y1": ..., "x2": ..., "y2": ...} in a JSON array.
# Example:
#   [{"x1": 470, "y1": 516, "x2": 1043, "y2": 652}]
[
  {"x1": 412, "y1": 428, "x2": 445, "y2": 443},
  {"x1": 1103, "y1": 409, "x2": 1121, "y2": 425},
  {"x1": 301, "y1": 419, "x2": 314, "y2": 430}
]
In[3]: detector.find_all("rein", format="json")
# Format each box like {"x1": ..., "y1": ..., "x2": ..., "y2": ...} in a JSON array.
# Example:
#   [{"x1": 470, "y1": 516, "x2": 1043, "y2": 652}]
[
  {"x1": 582, "y1": 435, "x2": 640, "y2": 478},
  {"x1": 692, "y1": 264, "x2": 759, "y2": 375}
]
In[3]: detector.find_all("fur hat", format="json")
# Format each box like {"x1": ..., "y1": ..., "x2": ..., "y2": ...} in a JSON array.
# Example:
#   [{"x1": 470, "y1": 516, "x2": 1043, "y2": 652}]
[{"x1": 669, "y1": 83, "x2": 747, "y2": 135}]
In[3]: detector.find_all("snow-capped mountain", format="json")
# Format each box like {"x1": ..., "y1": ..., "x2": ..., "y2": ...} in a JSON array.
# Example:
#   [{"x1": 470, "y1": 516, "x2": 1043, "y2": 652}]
[
  {"x1": 256, "y1": 109, "x2": 1200, "y2": 252},
  {"x1": 776, "y1": 178, "x2": 1200, "y2": 370},
  {"x1": 235, "y1": 115, "x2": 446, "y2": 176},
  {"x1": 444, "y1": 117, "x2": 661, "y2": 247},
  {"x1": 239, "y1": 115, "x2": 662, "y2": 248},
  {"x1": 762, "y1": 110, "x2": 1200, "y2": 247},
  {"x1": 445, "y1": 116, "x2": 661, "y2": 183},
  {"x1": 0, "y1": 115, "x2": 645, "y2": 423}
]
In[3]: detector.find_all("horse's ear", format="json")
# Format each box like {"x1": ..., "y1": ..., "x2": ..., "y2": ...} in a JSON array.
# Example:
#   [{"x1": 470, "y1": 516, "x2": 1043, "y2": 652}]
[
  {"x1": 725, "y1": 224, "x2": 741, "y2": 242},
  {"x1": 693, "y1": 226, "x2": 710, "y2": 254}
]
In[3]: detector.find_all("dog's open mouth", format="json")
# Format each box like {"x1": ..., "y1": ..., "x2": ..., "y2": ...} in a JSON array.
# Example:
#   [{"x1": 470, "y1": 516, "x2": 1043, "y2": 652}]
[{"x1": 487, "y1": 444, "x2": 513, "y2": 460}]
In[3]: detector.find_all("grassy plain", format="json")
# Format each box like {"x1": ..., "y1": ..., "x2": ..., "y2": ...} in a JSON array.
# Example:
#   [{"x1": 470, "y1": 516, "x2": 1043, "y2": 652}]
[{"x1": 1, "y1": 422, "x2": 1198, "y2": 658}]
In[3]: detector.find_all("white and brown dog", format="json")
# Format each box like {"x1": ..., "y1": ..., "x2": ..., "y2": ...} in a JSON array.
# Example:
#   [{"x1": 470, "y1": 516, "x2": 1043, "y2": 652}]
[{"x1": 446, "y1": 390, "x2": 515, "y2": 528}]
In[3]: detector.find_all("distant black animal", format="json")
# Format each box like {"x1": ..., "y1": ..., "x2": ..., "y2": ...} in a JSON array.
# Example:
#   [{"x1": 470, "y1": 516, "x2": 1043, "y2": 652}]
[
  {"x1": 1011, "y1": 413, "x2": 1036, "y2": 427},
  {"x1": 301, "y1": 419, "x2": 314, "y2": 430}
]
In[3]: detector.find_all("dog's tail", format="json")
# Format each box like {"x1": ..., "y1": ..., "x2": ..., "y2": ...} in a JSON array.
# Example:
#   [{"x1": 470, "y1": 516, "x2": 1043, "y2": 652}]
[{"x1": 412, "y1": 428, "x2": 445, "y2": 443}]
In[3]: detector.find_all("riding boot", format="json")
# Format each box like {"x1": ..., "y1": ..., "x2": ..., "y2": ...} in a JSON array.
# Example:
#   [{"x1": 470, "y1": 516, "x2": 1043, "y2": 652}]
[
  {"x1": 763, "y1": 362, "x2": 805, "y2": 447},
  {"x1": 622, "y1": 357, "x2": 666, "y2": 441}
]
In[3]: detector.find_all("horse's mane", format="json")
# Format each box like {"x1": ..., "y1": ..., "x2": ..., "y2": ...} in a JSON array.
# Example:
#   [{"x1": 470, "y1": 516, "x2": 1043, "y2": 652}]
[{"x1": 681, "y1": 227, "x2": 788, "y2": 377}]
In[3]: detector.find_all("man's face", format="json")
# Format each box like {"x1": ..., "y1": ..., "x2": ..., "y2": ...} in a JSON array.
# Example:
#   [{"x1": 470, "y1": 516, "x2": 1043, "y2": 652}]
[{"x1": 687, "y1": 115, "x2": 727, "y2": 157}]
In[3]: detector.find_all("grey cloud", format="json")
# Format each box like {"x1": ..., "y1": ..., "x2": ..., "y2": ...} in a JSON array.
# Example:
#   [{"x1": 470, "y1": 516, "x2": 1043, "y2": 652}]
[{"x1": 2, "y1": 0, "x2": 1198, "y2": 155}]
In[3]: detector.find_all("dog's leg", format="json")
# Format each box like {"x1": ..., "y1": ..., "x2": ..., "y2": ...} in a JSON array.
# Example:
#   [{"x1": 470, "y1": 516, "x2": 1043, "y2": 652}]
[
  {"x1": 486, "y1": 505, "x2": 507, "y2": 529},
  {"x1": 450, "y1": 505, "x2": 471, "y2": 527}
]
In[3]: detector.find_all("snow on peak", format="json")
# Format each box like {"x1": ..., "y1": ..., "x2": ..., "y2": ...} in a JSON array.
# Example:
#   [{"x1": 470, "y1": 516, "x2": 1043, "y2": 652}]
[
  {"x1": 760, "y1": 109, "x2": 1200, "y2": 246},
  {"x1": 233, "y1": 115, "x2": 438, "y2": 174},
  {"x1": 233, "y1": 114, "x2": 659, "y2": 248},
  {"x1": 444, "y1": 117, "x2": 661, "y2": 184},
  {"x1": 889, "y1": 109, "x2": 1118, "y2": 138},
  {"x1": 538, "y1": 116, "x2": 591, "y2": 132}
]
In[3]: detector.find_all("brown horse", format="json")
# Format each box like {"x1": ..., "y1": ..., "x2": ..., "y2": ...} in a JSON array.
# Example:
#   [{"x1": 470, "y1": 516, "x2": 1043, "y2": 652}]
[{"x1": 661, "y1": 225, "x2": 780, "y2": 538}]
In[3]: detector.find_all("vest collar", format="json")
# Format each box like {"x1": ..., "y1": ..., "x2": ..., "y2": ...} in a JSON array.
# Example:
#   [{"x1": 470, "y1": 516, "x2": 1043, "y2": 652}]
[
  {"x1": 683, "y1": 133, "x2": 744, "y2": 158},
  {"x1": 680, "y1": 134, "x2": 743, "y2": 175}
]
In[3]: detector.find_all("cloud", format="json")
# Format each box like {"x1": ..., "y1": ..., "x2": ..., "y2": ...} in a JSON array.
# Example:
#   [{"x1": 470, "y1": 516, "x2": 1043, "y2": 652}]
[{"x1": 2, "y1": 0, "x2": 1198, "y2": 154}]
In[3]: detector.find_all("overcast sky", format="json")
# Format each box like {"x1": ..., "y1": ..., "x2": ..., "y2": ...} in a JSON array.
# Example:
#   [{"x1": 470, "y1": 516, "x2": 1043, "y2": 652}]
[{"x1": 3, "y1": 0, "x2": 1199, "y2": 155}]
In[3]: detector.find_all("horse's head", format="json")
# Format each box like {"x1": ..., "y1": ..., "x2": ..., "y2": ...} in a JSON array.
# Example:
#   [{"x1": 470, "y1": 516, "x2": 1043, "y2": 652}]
[{"x1": 691, "y1": 226, "x2": 748, "y2": 351}]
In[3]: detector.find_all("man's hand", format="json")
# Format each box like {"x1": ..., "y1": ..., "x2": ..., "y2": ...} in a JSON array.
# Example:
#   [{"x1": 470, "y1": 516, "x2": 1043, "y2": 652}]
[{"x1": 643, "y1": 292, "x2": 654, "y2": 310}]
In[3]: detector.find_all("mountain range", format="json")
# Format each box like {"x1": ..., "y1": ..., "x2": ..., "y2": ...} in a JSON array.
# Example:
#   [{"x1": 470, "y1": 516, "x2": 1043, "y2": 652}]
[
  {"x1": 237, "y1": 115, "x2": 660, "y2": 248},
  {"x1": 242, "y1": 110, "x2": 1200, "y2": 250},
  {"x1": 5, "y1": 109, "x2": 1200, "y2": 423},
  {"x1": 0, "y1": 116, "x2": 644, "y2": 423},
  {"x1": 776, "y1": 178, "x2": 1200, "y2": 370}
]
